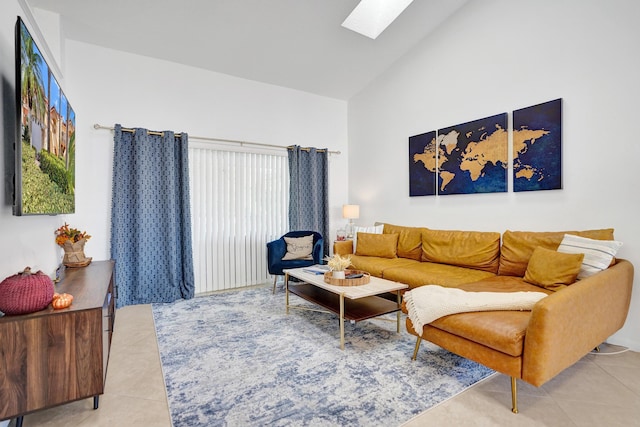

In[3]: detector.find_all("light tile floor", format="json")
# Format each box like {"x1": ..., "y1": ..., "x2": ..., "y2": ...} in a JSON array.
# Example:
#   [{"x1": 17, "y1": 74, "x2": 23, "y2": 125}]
[{"x1": 10, "y1": 304, "x2": 640, "y2": 427}]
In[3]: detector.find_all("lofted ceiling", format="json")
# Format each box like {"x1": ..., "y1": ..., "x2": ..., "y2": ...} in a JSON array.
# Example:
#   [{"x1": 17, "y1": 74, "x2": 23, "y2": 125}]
[{"x1": 26, "y1": 0, "x2": 468, "y2": 100}]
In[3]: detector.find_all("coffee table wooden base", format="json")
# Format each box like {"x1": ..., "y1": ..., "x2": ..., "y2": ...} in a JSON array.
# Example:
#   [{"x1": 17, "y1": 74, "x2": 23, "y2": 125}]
[{"x1": 286, "y1": 278, "x2": 402, "y2": 350}]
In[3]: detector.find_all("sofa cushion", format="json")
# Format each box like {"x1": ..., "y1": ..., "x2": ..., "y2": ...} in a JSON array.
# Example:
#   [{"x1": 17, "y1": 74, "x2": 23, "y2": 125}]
[
  {"x1": 353, "y1": 224, "x2": 383, "y2": 253},
  {"x1": 348, "y1": 255, "x2": 419, "y2": 278},
  {"x1": 429, "y1": 310, "x2": 531, "y2": 357},
  {"x1": 382, "y1": 223, "x2": 427, "y2": 261},
  {"x1": 426, "y1": 276, "x2": 553, "y2": 357},
  {"x1": 421, "y1": 229, "x2": 501, "y2": 273},
  {"x1": 498, "y1": 229, "x2": 615, "y2": 277},
  {"x1": 434, "y1": 310, "x2": 531, "y2": 357},
  {"x1": 455, "y1": 275, "x2": 554, "y2": 294},
  {"x1": 355, "y1": 233, "x2": 398, "y2": 258},
  {"x1": 557, "y1": 234, "x2": 623, "y2": 279},
  {"x1": 523, "y1": 247, "x2": 584, "y2": 291},
  {"x1": 382, "y1": 261, "x2": 496, "y2": 289}
]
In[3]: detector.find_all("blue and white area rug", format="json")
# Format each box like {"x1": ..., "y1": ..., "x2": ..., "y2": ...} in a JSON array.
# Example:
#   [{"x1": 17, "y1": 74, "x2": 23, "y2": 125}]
[{"x1": 152, "y1": 287, "x2": 494, "y2": 426}]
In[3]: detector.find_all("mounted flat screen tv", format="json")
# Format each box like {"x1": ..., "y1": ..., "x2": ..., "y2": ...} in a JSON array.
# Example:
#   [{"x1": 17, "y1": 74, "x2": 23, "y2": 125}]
[{"x1": 14, "y1": 16, "x2": 75, "y2": 216}]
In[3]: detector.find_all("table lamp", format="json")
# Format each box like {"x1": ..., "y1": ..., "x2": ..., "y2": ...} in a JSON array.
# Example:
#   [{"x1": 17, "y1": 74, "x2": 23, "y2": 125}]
[{"x1": 342, "y1": 204, "x2": 360, "y2": 239}]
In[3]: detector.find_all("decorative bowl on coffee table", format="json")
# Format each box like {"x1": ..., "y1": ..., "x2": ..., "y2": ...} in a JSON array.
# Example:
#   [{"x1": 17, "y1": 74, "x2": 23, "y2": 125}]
[{"x1": 324, "y1": 269, "x2": 370, "y2": 286}]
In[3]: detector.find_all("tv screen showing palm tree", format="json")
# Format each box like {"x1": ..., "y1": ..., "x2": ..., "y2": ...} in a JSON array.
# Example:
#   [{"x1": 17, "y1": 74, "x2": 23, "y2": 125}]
[{"x1": 14, "y1": 16, "x2": 75, "y2": 216}]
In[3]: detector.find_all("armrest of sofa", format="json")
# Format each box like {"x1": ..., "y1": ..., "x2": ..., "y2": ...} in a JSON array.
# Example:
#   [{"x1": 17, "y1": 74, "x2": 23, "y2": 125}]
[
  {"x1": 522, "y1": 259, "x2": 634, "y2": 386},
  {"x1": 333, "y1": 240, "x2": 354, "y2": 256}
]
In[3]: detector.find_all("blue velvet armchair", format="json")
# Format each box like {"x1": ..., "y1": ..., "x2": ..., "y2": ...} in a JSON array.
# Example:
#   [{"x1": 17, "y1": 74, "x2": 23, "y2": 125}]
[{"x1": 266, "y1": 231, "x2": 323, "y2": 293}]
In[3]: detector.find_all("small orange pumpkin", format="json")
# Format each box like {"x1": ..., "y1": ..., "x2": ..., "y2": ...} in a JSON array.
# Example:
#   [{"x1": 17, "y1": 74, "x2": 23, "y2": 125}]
[{"x1": 51, "y1": 292, "x2": 73, "y2": 309}]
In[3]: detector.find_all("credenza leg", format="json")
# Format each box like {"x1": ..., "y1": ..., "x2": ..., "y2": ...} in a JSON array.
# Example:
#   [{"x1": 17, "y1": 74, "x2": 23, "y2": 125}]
[
  {"x1": 93, "y1": 395, "x2": 99, "y2": 410},
  {"x1": 16, "y1": 416, "x2": 24, "y2": 427}
]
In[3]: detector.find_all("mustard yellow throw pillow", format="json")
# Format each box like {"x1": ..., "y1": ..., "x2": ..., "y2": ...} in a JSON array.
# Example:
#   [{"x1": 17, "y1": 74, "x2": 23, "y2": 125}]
[
  {"x1": 355, "y1": 233, "x2": 398, "y2": 259},
  {"x1": 523, "y1": 247, "x2": 584, "y2": 291}
]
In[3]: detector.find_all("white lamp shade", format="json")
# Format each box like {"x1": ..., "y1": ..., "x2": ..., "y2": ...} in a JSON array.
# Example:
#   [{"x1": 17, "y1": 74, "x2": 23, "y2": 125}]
[{"x1": 342, "y1": 204, "x2": 360, "y2": 219}]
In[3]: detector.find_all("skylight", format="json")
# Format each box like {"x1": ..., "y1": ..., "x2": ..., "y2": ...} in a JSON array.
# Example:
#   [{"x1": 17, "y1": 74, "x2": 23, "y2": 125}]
[{"x1": 341, "y1": 0, "x2": 415, "y2": 39}]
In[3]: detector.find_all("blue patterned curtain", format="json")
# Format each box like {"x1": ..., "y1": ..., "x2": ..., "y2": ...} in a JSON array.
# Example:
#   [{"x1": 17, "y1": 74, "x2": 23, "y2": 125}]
[
  {"x1": 288, "y1": 146, "x2": 329, "y2": 257},
  {"x1": 111, "y1": 124, "x2": 195, "y2": 307}
]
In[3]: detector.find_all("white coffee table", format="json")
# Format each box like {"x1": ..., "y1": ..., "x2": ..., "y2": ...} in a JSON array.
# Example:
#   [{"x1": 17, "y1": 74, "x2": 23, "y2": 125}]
[{"x1": 284, "y1": 267, "x2": 408, "y2": 350}]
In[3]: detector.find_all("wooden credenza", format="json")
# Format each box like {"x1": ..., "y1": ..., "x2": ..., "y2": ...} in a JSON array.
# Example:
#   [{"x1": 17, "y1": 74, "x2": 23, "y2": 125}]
[{"x1": 0, "y1": 260, "x2": 116, "y2": 424}]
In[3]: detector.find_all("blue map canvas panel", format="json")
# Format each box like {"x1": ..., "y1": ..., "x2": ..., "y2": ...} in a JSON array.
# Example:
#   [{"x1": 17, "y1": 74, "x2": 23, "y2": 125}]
[
  {"x1": 436, "y1": 113, "x2": 508, "y2": 195},
  {"x1": 513, "y1": 98, "x2": 562, "y2": 192},
  {"x1": 409, "y1": 130, "x2": 437, "y2": 196}
]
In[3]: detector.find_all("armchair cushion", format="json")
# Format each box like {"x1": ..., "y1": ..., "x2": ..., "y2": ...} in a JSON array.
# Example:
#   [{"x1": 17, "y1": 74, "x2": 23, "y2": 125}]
[
  {"x1": 266, "y1": 231, "x2": 324, "y2": 276},
  {"x1": 282, "y1": 235, "x2": 314, "y2": 260}
]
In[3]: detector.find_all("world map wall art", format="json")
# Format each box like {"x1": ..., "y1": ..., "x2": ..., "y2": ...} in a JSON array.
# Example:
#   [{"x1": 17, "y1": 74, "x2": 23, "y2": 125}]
[
  {"x1": 410, "y1": 113, "x2": 508, "y2": 196},
  {"x1": 409, "y1": 98, "x2": 562, "y2": 196},
  {"x1": 513, "y1": 98, "x2": 562, "y2": 192}
]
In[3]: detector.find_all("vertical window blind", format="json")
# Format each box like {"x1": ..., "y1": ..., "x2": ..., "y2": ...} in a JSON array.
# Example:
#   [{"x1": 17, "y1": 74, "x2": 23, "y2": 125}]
[{"x1": 189, "y1": 145, "x2": 289, "y2": 294}]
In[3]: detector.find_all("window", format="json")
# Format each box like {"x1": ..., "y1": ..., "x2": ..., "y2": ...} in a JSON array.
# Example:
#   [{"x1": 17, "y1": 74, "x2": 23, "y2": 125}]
[{"x1": 189, "y1": 144, "x2": 289, "y2": 294}]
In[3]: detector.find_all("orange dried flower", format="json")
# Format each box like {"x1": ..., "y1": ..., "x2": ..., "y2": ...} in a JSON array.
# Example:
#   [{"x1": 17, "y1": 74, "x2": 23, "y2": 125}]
[{"x1": 54, "y1": 223, "x2": 91, "y2": 247}]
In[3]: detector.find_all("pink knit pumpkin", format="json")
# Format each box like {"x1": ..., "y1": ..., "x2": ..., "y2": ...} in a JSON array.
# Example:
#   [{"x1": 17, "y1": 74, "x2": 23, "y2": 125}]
[{"x1": 0, "y1": 267, "x2": 55, "y2": 315}]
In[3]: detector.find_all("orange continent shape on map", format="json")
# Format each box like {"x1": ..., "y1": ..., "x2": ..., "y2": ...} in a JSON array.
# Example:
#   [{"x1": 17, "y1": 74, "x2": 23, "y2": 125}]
[
  {"x1": 459, "y1": 126, "x2": 508, "y2": 181},
  {"x1": 515, "y1": 165, "x2": 536, "y2": 180},
  {"x1": 439, "y1": 171, "x2": 455, "y2": 191},
  {"x1": 513, "y1": 128, "x2": 549, "y2": 158},
  {"x1": 413, "y1": 136, "x2": 447, "y2": 173},
  {"x1": 413, "y1": 150, "x2": 437, "y2": 173}
]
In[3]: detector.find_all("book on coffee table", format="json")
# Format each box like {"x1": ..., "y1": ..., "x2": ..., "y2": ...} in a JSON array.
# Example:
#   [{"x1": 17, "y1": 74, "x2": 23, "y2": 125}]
[{"x1": 302, "y1": 265, "x2": 330, "y2": 275}]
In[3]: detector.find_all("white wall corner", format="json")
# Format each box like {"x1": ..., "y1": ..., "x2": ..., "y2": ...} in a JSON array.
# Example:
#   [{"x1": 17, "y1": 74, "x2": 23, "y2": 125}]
[
  {"x1": 16, "y1": 0, "x2": 64, "y2": 81},
  {"x1": 32, "y1": 7, "x2": 64, "y2": 76}
]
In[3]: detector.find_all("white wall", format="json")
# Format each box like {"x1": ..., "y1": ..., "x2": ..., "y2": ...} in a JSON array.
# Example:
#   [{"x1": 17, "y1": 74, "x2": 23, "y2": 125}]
[
  {"x1": 0, "y1": 0, "x2": 348, "y2": 288},
  {"x1": 65, "y1": 40, "x2": 348, "y2": 264},
  {"x1": 348, "y1": 0, "x2": 640, "y2": 350},
  {"x1": 0, "y1": 0, "x2": 65, "y2": 281}
]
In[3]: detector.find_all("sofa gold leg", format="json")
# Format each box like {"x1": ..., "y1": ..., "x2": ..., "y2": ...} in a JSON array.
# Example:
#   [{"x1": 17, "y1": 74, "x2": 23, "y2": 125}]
[
  {"x1": 411, "y1": 336, "x2": 422, "y2": 361},
  {"x1": 272, "y1": 276, "x2": 278, "y2": 294},
  {"x1": 511, "y1": 377, "x2": 518, "y2": 414},
  {"x1": 594, "y1": 345, "x2": 601, "y2": 352}
]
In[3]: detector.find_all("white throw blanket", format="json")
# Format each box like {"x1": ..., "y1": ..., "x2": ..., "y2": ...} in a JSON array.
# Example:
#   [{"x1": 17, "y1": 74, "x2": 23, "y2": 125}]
[{"x1": 404, "y1": 285, "x2": 548, "y2": 335}]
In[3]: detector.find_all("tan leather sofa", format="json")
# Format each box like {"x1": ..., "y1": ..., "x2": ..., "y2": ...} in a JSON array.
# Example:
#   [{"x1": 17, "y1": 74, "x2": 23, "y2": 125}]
[{"x1": 333, "y1": 223, "x2": 634, "y2": 413}]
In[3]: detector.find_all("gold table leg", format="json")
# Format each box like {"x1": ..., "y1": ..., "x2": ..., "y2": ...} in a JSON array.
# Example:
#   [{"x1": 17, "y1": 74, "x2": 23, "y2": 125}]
[
  {"x1": 396, "y1": 291, "x2": 401, "y2": 333},
  {"x1": 285, "y1": 272, "x2": 289, "y2": 314},
  {"x1": 339, "y1": 294, "x2": 345, "y2": 350}
]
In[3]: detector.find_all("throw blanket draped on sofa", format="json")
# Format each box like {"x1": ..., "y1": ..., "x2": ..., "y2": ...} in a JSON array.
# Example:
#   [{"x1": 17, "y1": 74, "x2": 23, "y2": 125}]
[{"x1": 404, "y1": 285, "x2": 548, "y2": 334}]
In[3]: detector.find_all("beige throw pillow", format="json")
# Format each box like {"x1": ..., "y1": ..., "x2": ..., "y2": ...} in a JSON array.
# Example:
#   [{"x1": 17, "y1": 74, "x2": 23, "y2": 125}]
[
  {"x1": 282, "y1": 235, "x2": 314, "y2": 260},
  {"x1": 556, "y1": 234, "x2": 623, "y2": 279}
]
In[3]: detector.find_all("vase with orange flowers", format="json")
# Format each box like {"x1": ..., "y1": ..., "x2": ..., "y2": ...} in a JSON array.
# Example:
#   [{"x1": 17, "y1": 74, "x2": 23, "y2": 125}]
[{"x1": 55, "y1": 223, "x2": 92, "y2": 267}]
